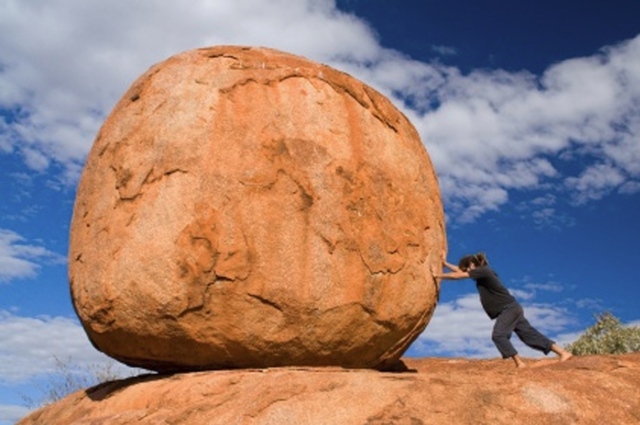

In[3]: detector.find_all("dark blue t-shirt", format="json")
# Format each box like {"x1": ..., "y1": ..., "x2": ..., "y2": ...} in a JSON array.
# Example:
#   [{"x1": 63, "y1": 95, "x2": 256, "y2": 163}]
[{"x1": 468, "y1": 266, "x2": 517, "y2": 319}]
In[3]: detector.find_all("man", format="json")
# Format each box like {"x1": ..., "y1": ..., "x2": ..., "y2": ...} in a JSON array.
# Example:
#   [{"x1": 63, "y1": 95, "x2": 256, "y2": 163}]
[{"x1": 435, "y1": 253, "x2": 573, "y2": 368}]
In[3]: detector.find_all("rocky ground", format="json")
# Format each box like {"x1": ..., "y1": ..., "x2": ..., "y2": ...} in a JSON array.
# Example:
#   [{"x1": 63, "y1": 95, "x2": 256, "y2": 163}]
[{"x1": 18, "y1": 353, "x2": 640, "y2": 424}]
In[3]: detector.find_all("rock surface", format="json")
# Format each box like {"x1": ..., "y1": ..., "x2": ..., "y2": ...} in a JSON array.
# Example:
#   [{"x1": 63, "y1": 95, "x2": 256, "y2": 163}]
[
  {"x1": 18, "y1": 354, "x2": 640, "y2": 424},
  {"x1": 69, "y1": 46, "x2": 445, "y2": 372}
]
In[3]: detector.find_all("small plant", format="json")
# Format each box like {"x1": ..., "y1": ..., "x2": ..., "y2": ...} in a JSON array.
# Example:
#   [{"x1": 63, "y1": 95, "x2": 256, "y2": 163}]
[
  {"x1": 22, "y1": 356, "x2": 140, "y2": 409},
  {"x1": 566, "y1": 312, "x2": 640, "y2": 355}
]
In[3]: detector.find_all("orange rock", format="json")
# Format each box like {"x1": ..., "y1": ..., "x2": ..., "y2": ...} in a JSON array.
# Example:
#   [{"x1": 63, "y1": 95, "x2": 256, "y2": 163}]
[
  {"x1": 18, "y1": 354, "x2": 640, "y2": 425},
  {"x1": 69, "y1": 46, "x2": 445, "y2": 372}
]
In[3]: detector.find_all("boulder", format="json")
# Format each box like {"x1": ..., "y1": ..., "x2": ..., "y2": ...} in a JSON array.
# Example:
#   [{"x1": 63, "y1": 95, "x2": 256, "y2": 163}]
[
  {"x1": 69, "y1": 46, "x2": 445, "y2": 372},
  {"x1": 18, "y1": 354, "x2": 640, "y2": 424}
]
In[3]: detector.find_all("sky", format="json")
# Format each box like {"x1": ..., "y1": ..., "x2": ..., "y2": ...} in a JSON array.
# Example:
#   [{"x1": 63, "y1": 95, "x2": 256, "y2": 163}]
[{"x1": 1, "y1": 0, "x2": 640, "y2": 422}]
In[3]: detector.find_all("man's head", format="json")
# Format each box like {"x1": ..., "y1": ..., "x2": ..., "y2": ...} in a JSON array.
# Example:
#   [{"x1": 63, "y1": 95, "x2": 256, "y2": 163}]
[{"x1": 458, "y1": 252, "x2": 488, "y2": 271}]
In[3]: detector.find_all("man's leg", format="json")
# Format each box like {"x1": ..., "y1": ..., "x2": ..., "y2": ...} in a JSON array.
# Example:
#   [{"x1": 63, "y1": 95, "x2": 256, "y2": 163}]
[
  {"x1": 513, "y1": 316, "x2": 553, "y2": 353},
  {"x1": 492, "y1": 304, "x2": 522, "y2": 365},
  {"x1": 514, "y1": 317, "x2": 573, "y2": 361}
]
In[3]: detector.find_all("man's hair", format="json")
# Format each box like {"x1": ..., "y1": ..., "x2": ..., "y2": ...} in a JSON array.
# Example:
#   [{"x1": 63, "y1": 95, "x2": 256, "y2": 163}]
[{"x1": 458, "y1": 252, "x2": 489, "y2": 271}]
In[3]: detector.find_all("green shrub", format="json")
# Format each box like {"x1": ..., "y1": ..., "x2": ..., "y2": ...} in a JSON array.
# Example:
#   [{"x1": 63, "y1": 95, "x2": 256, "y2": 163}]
[{"x1": 567, "y1": 312, "x2": 640, "y2": 355}]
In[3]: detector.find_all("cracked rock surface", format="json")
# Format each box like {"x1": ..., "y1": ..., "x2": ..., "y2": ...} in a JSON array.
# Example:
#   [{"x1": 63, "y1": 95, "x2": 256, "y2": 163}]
[
  {"x1": 69, "y1": 46, "x2": 445, "y2": 372},
  {"x1": 18, "y1": 354, "x2": 640, "y2": 425}
]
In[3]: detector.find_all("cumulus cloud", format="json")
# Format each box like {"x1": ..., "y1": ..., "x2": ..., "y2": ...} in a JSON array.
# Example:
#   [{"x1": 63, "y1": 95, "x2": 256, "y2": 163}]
[
  {"x1": 0, "y1": 311, "x2": 142, "y2": 422},
  {"x1": 0, "y1": 229, "x2": 65, "y2": 282},
  {"x1": 416, "y1": 36, "x2": 640, "y2": 221},
  {"x1": 0, "y1": 0, "x2": 410, "y2": 178},
  {"x1": 565, "y1": 163, "x2": 626, "y2": 204},
  {"x1": 0, "y1": 0, "x2": 380, "y2": 183},
  {"x1": 0, "y1": 404, "x2": 29, "y2": 425},
  {"x1": 415, "y1": 293, "x2": 497, "y2": 358},
  {"x1": 1, "y1": 0, "x2": 639, "y2": 221},
  {"x1": 523, "y1": 282, "x2": 564, "y2": 293},
  {"x1": 0, "y1": 310, "x2": 133, "y2": 384},
  {"x1": 431, "y1": 45, "x2": 458, "y2": 57}
]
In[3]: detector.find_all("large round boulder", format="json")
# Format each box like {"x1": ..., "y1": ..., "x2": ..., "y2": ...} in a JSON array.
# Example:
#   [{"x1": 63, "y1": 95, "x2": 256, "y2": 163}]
[{"x1": 69, "y1": 46, "x2": 445, "y2": 372}]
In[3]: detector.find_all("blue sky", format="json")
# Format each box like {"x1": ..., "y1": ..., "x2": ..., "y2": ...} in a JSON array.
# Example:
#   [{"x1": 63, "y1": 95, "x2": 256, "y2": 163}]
[{"x1": 1, "y1": 0, "x2": 640, "y2": 422}]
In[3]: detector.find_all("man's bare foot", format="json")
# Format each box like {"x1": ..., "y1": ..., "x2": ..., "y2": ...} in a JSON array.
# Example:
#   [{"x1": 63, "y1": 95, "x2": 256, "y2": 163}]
[
  {"x1": 559, "y1": 351, "x2": 573, "y2": 362},
  {"x1": 550, "y1": 343, "x2": 573, "y2": 362},
  {"x1": 511, "y1": 355, "x2": 526, "y2": 368}
]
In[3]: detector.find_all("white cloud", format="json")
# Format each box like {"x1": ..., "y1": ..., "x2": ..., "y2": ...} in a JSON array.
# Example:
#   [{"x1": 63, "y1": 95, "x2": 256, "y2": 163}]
[
  {"x1": 0, "y1": 404, "x2": 29, "y2": 425},
  {"x1": 417, "y1": 36, "x2": 640, "y2": 221},
  {"x1": 553, "y1": 330, "x2": 583, "y2": 349},
  {"x1": 0, "y1": 310, "x2": 133, "y2": 384},
  {"x1": 431, "y1": 45, "x2": 457, "y2": 57},
  {"x1": 619, "y1": 180, "x2": 640, "y2": 194},
  {"x1": 572, "y1": 298, "x2": 604, "y2": 311},
  {"x1": 0, "y1": 311, "x2": 143, "y2": 422},
  {"x1": 1, "y1": 0, "x2": 639, "y2": 222},
  {"x1": 524, "y1": 282, "x2": 564, "y2": 293},
  {"x1": 520, "y1": 303, "x2": 573, "y2": 334},
  {"x1": 0, "y1": 229, "x2": 65, "y2": 282},
  {"x1": 565, "y1": 163, "x2": 626, "y2": 204},
  {"x1": 0, "y1": 0, "x2": 381, "y2": 184},
  {"x1": 416, "y1": 293, "x2": 497, "y2": 358}
]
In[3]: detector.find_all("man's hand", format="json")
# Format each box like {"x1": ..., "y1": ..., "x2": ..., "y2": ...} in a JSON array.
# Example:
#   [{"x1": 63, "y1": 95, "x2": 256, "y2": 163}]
[
  {"x1": 443, "y1": 260, "x2": 461, "y2": 272},
  {"x1": 437, "y1": 261, "x2": 470, "y2": 281}
]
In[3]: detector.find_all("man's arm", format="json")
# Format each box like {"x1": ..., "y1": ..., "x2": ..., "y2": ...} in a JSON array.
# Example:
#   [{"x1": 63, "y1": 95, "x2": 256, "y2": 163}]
[
  {"x1": 435, "y1": 270, "x2": 470, "y2": 280},
  {"x1": 434, "y1": 260, "x2": 470, "y2": 280},
  {"x1": 443, "y1": 261, "x2": 461, "y2": 272}
]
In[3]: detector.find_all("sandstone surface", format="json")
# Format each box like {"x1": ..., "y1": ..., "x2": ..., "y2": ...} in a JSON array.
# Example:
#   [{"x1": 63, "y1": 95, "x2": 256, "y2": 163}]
[
  {"x1": 19, "y1": 354, "x2": 640, "y2": 424},
  {"x1": 69, "y1": 46, "x2": 445, "y2": 372}
]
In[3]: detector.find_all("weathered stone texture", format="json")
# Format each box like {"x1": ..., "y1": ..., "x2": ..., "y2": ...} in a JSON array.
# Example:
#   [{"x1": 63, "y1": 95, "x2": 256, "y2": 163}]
[
  {"x1": 69, "y1": 46, "x2": 445, "y2": 371},
  {"x1": 18, "y1": 355, "x2": 640, "y2": 425}
]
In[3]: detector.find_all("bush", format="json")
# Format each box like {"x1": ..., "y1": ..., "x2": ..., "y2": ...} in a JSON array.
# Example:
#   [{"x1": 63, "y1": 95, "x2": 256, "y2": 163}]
[{"x1": 567, "y1": 312, "x2": 640, "y2": 355}]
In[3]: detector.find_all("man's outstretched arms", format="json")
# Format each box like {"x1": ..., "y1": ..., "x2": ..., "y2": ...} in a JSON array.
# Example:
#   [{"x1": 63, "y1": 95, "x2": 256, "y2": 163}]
[{"x1": 434, "y1": 261, "x2": 470, "y2": 280}]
